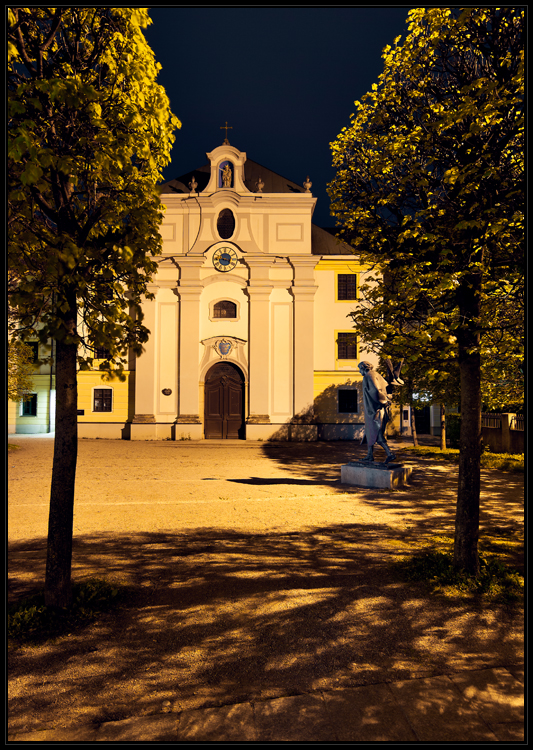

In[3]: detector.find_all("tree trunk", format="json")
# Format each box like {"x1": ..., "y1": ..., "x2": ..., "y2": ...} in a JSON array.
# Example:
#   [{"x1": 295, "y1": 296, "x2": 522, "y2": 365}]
[
  {"x1": 44, "y1": 325, "x2": 78, "y2": 608},
  {"x1": 440, "y1": 404, "x2": 447, "y2": 450},
  {"x1": 453, "y1": 274, "x2": 482, "y2": 576},
  {"x1": 410, "y1": 407, "x2": 419, "y2": 446},
  {"x1": 404, "y1": 377, "x2": 419, "y2": 446}
]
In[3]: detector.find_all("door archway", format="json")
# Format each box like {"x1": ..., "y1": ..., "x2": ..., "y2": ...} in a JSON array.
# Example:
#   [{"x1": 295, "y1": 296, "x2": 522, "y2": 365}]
[{"x1": 204, "y1": 362, "x2": 245, "y2": 439}]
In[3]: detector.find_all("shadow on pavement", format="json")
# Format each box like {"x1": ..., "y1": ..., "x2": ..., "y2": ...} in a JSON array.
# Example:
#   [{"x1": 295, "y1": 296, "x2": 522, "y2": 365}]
[
  {"x1": 260, "y1": 440, "x2": 524, "y2": 539},
  {"x1": 8, "y1": 522, "x2": 524, "y2": 732}
]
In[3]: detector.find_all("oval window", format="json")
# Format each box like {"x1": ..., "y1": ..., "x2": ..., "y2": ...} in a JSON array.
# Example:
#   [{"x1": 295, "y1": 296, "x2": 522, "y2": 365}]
[{"x1": 217, "y1": 209, "x2": 235, "y2": 239}]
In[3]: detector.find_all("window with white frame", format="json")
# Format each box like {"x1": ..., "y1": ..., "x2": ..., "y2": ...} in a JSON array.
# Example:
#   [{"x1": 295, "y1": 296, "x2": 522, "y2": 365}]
[{"x1": 93, "y1": 388, "x2": 112, "y2": 412}]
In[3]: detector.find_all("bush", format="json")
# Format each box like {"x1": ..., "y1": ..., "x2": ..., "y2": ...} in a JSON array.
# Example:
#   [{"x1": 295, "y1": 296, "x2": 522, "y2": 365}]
[
  {"x1": 401, "y1": 445, "x2": 523, "y2": 472},
  {"x1": 397, "y1": 549, "x2": 523, "y2": 602},
  {"x1": 445, "y1": 413, "x2": 461, "y2": 448},
  {"x1": 480, "y1": 452, "x2": 524, "y2": 472},
  {"x1": 8, "y1": 578, "x2": 122, "y2": 645}
]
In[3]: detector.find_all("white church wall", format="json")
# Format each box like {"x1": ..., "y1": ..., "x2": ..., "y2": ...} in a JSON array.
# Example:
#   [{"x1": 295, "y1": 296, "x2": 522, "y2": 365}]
[{"x1": 270, "y1": 288, "x2": 293, "y2": 420}]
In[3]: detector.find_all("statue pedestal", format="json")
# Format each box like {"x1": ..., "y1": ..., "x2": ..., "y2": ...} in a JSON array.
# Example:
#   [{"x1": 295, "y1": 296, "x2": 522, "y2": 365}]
[{"x1": 341, "y1": 461, "x2": 413, "y2": 490}]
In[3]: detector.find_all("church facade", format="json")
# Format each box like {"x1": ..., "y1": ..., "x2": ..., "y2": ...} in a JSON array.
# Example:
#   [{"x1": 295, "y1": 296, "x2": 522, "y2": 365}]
[{"x1": 10, "y1": 139, "x2": 408, "y2": 440}]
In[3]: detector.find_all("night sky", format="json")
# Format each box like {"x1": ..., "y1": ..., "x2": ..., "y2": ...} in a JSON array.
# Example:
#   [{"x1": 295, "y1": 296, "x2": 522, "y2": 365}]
[{"x1": 144, "y1": 6, "x2": 411, "y2": 228}]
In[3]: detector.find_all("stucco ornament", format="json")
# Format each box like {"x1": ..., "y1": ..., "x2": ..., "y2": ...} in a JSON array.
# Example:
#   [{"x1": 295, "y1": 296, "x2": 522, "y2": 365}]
[{"x1": 214, "y1": 339, "x2": 233, "y2": 358}]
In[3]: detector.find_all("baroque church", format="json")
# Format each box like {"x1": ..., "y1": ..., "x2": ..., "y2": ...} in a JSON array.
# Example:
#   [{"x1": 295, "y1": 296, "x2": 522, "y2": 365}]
[{"x1": 10, "y1": 136, "x2": 411, "y2": 440}]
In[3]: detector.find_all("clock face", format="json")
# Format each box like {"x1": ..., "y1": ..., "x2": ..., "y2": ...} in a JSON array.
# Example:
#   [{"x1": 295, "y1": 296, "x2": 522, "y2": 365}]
[{"x1": 213, "y1": 247, "x2": 238, "y2": 272}]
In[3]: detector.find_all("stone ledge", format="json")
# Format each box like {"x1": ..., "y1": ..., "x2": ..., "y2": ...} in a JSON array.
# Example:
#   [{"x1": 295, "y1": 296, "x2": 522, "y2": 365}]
[{"x1": 341, "y1": 461, "x2": 413, "y2": 489}]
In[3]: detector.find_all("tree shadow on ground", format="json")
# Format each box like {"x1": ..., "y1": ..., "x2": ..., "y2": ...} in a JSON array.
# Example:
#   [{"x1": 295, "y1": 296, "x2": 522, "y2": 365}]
[
  {"x1": 260, "y1": 440, "x2": 524, "y2": 545},
  {"x1": 8, "y1": 522, "x2": 523, "y2": 733}
]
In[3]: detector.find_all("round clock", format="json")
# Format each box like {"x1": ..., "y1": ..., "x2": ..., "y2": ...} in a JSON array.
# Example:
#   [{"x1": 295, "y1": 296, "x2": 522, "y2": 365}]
[{"x1": 213, "y1": 246, "x2": 238, "y2": 272}]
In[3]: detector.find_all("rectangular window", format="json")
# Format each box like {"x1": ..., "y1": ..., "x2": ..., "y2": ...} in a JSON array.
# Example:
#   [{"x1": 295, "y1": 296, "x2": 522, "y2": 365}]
[
  {"x1": 28, "y1": 342, "x2": 39, "y2": 363},
  {"x1": 95, "y1": 347, "x2": 111, "y2": 359},
  {"x1": 337, "y1": 332, "x2": 357, "y2": 359},
  {"x1": 93, "y1": 388, "x2": 112, "y2": 412},
  {"x1": 338, "y1": 389, "x2": 358, "y2": 413},
  {"x1": 337, "y1": 274, "x2": 357, "y2": 300},
  {"x1": 21, "y1": 394, "x2": 38, "y2": 416}
]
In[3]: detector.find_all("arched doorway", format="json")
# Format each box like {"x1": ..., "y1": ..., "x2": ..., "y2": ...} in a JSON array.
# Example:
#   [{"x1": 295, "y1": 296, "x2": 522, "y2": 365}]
[{"x1": 204, "y1": 362, "x2": 245, "y2": 439}]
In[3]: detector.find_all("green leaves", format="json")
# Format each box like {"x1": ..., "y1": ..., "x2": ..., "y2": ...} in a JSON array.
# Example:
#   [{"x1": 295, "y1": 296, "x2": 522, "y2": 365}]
[
  {"x1": 8, "y1": 7, "x2": 181, "y2": 366},
  {"x1": 329, "y1": 7, "x2": 523, "y2": 410}
]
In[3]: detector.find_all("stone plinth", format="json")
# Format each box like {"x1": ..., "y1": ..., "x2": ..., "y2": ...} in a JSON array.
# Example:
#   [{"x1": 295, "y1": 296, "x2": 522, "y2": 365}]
[{"x1": 341, "y1": 461, "x2": 413, "y2": 489}]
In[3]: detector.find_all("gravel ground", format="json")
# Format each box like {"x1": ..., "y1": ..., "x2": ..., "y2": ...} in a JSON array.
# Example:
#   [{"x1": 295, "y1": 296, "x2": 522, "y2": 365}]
[{"x1": 8, "y1": 436, "x2": 524, "y2": 734}]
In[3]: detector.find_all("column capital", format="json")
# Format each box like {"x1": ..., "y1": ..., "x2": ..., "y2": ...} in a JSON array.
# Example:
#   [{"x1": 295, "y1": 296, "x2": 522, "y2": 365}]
[
  {"x1": 178, "y1": 256, "x2": 206, "y2": 267},
  {"x1": 245, "y1": 285, "x2": 273, "y2": 301},
  {"x1": 289, "y1": 257, "x2": 320, "y2": 267},
  {"x1": 177, "y1": 286, "x2": 204, "y2": 299},
  {"x1": 290, "y1": 286, "x2": 318, "y2": 300}
]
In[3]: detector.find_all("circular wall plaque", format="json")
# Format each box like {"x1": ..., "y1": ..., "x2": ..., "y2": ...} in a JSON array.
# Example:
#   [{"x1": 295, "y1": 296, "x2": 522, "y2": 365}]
[{"x1": 162, "y1": 388, "x2": 172, "y2": 396}]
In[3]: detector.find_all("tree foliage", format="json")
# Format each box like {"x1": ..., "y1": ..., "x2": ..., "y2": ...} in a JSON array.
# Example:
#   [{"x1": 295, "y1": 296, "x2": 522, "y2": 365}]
[
  {"x1": 330, "y1": 7, "x2": 523, "y2": 403},
  {"x1": 328, "y1": 8, "x2": 524, "y2": 574},
  {"x1": 8, "y1": 8, "x2": 180, "y2": 607},
  {"x1": 8, "y1": 340, "x2": 36, "y2": 403},
  {"x1": 8, "y1": 7, "x2": 180, "y2": 375}
]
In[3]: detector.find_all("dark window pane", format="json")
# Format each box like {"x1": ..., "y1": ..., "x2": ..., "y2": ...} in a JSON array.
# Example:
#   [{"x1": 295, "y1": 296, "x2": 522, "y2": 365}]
[
  {"x1": 213, "y1": 300, "x2": 237, "y2": 318},
  {"x1": 28, "y1": 342, "x2": 39, "y2": 362},
  {"x1": 338, "y1": 274, "x2": 357, "y2": 300},
  {"x1": 22, "y1": 394, "x2": 37, "y2": 416},
  {"x1": 217, "y1": 208, "x2": 235, "y2": 239},
  {"x1": 94, "y1": 389, "x2": 112, "y2": 412},
  {"x1": 338, "y1": 389, "x2": 358, "y2": 413},
  {"x1": 337, "y1": 332, "x2": 357, "y2": 359}
]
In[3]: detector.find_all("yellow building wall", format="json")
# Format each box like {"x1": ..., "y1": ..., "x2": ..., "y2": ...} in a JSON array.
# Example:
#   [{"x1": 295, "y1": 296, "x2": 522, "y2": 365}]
[
  {"x1": 77, "y1": 370, "x2": 131, "y2": 422},
  {"x1": 313, "y1": 371, "x2": 363, "y2": 424},
  {"x1": 313, "y1": 258, "x2": 379, "y2": 373},
  {"x1": 77, "y1": 369, "x2": 133, "y2": 438}
]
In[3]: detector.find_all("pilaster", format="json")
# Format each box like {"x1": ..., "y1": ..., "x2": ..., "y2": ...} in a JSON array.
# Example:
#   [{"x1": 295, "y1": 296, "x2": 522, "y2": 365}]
[
  {"x1": 290, "y1": 258, "x2": 319, "y2": 421},
  {"x1": 177, "y1": 259, "x2": 205, "y2": 425},
  {"x1": 245, "y1": 255, "x2": 274, "y2": 423},
  {"x1": 131, "y1": 287, "x2": 159, "y2": 439}
]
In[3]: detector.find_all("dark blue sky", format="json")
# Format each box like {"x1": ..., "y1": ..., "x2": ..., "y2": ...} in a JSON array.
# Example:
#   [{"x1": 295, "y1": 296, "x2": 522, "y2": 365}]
[{"x1": 144, "y1": 6, "x2": 411, "y2": 227}]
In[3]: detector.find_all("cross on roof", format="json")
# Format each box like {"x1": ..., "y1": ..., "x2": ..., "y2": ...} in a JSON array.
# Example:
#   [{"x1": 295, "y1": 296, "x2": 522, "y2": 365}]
[{"x1": 220, "y1": 121, "x2": 233, "y2": 144}]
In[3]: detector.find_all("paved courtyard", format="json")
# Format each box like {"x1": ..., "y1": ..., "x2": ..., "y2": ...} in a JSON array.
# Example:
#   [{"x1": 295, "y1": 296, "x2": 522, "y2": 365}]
[{"x1": 8, "y1": 435, "x2": 524, "y2": 740}]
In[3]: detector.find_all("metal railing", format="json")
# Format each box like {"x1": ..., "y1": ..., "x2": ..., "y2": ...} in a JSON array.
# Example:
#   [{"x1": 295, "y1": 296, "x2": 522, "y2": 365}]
[{"x1": 482, "y1": 413, "x2": 502, "y2": 429}]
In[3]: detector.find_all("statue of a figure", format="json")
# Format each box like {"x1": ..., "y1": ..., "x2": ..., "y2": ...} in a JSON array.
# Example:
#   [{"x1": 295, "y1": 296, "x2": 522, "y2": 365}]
[
  {"x1": 222, "y1": 163, "x2": 232, "y2": 188},
  {"x1": 358, "y1": 360, "x2": 400, "y2": 463}
]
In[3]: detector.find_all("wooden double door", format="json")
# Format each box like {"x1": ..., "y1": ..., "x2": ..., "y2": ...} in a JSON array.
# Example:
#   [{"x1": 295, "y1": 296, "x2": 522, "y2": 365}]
[{"x1": 204, "y1": 363, "x2": 245, "y2": 439}]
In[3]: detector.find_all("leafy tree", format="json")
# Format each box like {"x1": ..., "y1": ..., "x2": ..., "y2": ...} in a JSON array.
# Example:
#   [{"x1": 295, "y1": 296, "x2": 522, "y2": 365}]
[
  {"x1": 8, "y1": 340, "x2": 36, "y2": 403},
  {"x1": 329, "y1": 8, "x2": 524, "y2": 575},
  {"x1": 8, "y1": 8, "x2": 180, "y2": 607}
]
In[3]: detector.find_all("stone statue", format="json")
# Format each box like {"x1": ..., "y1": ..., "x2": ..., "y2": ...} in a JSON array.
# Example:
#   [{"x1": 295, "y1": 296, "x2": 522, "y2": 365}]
[
  {"x1": 358, "y1": 361, "x2": 397, "y2": 464},
  {"x1": 222, "y1": 163, "x2": 232, "y2": 188}
]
